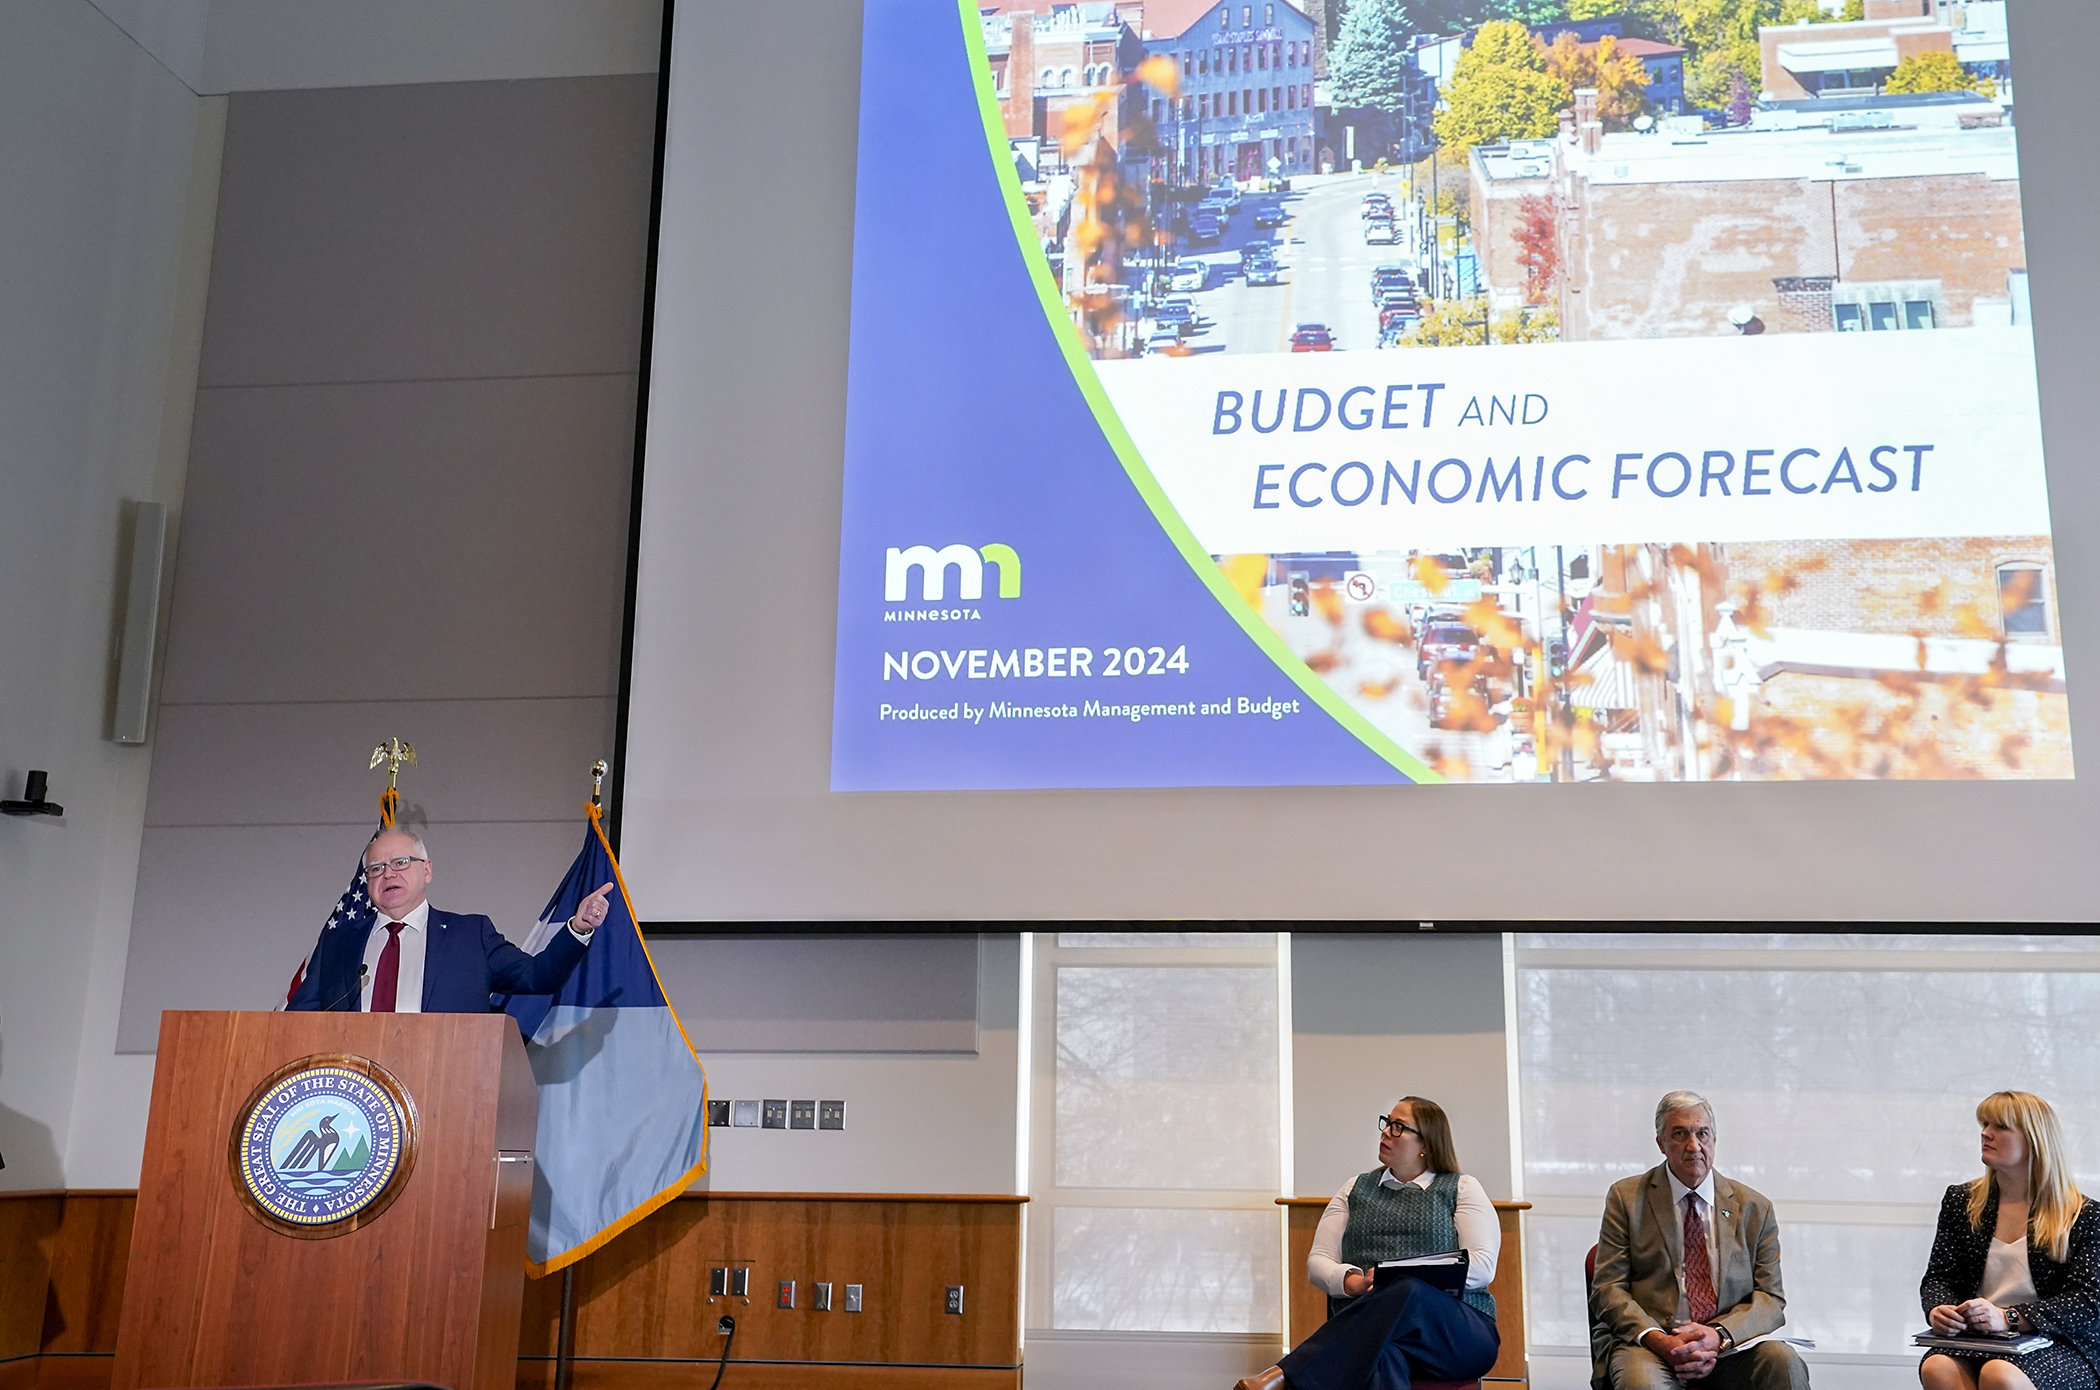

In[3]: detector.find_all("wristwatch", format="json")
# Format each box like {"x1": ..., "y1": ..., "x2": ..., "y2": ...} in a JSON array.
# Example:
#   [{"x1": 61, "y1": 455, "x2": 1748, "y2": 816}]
[{"x1": 1715, "y1": 1325, "x2": 1736, "y2": 1351}]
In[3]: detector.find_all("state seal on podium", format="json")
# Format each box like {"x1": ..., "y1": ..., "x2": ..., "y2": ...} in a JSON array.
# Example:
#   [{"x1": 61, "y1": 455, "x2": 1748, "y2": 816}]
[{"x1": 228, "y1": 1053, "x2": 419, "y2": 1238}]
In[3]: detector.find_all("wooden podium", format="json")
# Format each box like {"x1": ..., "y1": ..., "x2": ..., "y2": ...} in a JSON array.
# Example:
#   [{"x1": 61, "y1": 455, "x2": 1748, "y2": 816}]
[{"x1": 112, "y1": 1011, "x2": 537, "y2": 1390}]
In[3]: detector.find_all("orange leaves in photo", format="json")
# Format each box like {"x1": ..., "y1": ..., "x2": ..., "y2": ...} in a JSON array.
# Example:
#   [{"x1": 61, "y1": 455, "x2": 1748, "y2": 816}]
[
  {"x1": 1463, "y1": 598, "x2": 1523, "y2": 650},
  {"x1": 1217, "y1": 554, "x2": 1269, "y2": 609},
  {"x1": 1362, "y1": 609, "x2": 1412, "y2": 644},
  {"x1": 1133, "y1": 54, "x2": 1181, "y2": 97}
]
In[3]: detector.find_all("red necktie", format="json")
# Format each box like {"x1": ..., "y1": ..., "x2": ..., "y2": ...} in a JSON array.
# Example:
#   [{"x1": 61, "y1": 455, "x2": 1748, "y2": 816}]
[
  {"x1": 1684, "y1": 1195, "x2": 1718, "y2": 1325},
  {"x1": 370, "y1": 921, "x2": 404, "y2": 1012}
]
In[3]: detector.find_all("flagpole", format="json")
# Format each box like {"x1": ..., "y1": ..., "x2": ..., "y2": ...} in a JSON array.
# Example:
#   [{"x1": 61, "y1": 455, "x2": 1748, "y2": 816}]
[
  {"x1": 549, "y1": 760, "x2": 608, "y2": 1389},
  {"x1": 555, "y1": 1266, "x2": 576, "y2": 1390}
]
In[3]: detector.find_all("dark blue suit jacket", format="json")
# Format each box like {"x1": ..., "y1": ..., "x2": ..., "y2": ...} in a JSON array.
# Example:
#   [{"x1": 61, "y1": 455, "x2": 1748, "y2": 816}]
[{"x1": 286, "y1": 907, "x2": 588, "y2": 1013}]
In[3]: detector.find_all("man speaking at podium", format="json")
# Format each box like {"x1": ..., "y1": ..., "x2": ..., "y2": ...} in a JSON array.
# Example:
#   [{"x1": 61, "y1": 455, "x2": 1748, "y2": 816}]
[{"x1": 288, "y1": 828, "x2": 609, "y2": 1012}]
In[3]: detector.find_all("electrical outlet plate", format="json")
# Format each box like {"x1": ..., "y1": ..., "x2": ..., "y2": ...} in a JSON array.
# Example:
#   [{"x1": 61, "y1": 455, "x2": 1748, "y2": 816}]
[
  {"x1": 776, "y1": 1279, "x2": 795, "y2": 1309},
  {"x1": 731, "y1": 1100, "x2": 760, "y2": 1128},
  {"x1": 707, "y1": 1100, "x2": 731, "y2": 1127},
  {"x1": 818, "y1": 1100, "x2": 846, "y2": 1130},
  {"x1": 730, "y1": 1267, "x2": 750, "y2": 1297},
  {"x1": 844, "y1": 1283, "x2": 863, "y2": 1313},
  {"x1": 761, "y1": 1099, "x2": 788, "y2": 1129},
  {"x1": 709, "y1": 1266, "x2": 729, "y2": 1296},
  {"x1": 789, "y1": 1099, "x2": 816, "y2": 1129},
  {"x1": 814, "y1": 1282, "x2": 832, "y2": 1311},
  {"x1": 946, "y1": 1285, "x2": 965, "y2": 1315}
]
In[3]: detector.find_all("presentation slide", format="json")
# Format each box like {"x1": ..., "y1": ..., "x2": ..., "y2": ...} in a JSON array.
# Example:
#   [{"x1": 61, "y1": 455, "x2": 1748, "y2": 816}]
[{"x1": 831, "y1": 0, "x2": 2067, "y2": 791}]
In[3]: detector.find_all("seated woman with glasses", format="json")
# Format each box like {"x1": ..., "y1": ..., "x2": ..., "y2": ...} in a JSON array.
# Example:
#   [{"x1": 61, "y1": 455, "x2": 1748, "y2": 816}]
[
  {"x1": 1237, "y1": 1096, "x2": 1500, "y2": 1390},
  {"x1": 1920, "y1": 1091, "x2": 2100, "y2": 1390}
]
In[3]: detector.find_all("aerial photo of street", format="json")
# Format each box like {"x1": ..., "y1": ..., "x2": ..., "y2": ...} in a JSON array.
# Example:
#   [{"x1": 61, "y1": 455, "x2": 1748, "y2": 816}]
[
  {"x1": 1116, "y1": 170, "x2": 1440, "y2": 357},
  {"x1": 974, "y1": 0, "x2": 2056, "y2": 782}
]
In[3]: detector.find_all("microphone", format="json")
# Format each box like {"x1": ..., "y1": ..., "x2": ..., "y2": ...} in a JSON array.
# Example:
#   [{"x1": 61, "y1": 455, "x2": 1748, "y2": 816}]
[{"x1": 319, "y1": 964, "x2": 370, "y2": 1012}]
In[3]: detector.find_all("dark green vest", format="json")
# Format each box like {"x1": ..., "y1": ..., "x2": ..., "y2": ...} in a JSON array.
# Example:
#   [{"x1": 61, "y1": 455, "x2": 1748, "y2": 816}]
[{"x1": 1336, "y1": 1169, "x2": 1496, "y2": 1319}]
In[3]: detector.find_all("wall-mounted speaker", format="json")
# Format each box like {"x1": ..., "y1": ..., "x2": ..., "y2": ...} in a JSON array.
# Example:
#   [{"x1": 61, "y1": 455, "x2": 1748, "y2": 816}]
[{"x1": 112, "y1": 500, "x2": 167, "y2": 745}]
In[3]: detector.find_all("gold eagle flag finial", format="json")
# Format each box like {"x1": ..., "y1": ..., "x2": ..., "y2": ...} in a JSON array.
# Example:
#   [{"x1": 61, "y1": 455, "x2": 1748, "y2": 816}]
[{"x1": 369, "y1": 738, "x2": 418, "y2": 827}]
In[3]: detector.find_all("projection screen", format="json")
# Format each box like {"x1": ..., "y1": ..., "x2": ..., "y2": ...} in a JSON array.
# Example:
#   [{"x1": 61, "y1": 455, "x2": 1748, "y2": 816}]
[{"x1": 616, "y1": 0, "x2": 2100, "y2": 923}]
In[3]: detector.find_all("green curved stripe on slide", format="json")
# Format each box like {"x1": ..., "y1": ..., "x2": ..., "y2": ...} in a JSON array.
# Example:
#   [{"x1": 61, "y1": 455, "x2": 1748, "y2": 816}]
[{"x1": 955, "y1": 0, "x2": 1443, "y2": 784}]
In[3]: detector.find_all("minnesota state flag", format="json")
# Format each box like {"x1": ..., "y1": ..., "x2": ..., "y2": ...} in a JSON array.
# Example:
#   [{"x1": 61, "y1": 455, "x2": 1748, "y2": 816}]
[{"x1": 502, "y1": 803, "x2": 708, "y2": 1275}]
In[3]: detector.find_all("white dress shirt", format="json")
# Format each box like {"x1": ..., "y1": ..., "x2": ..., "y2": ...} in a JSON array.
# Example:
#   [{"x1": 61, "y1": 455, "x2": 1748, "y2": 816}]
[
  {"x1": 1653, "y1": 1169, "x2": 1723, "y2": 1333},
  {"x1": 359, "y1": 901, "x2": 430, "y2": 1012},
  {"x1": 1307, "y1": 1169, "x2": 1500, "y2": 1298}
]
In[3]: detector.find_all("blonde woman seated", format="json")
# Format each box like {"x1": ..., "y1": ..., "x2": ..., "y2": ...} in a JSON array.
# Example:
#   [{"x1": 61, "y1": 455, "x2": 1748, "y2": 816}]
[
  {"x1": 1920, "y1": 1092, "x2": 2100, "y2": 1390},
  {"x1": 1237, "y1": 1097, "x2": 1499, "y2": 1390}
]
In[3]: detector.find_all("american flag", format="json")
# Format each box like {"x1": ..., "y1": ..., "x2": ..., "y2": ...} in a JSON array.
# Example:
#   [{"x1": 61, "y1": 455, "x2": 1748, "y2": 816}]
[{"x1": 277, "y1": 838, "x2": 379, "y2": 1008}]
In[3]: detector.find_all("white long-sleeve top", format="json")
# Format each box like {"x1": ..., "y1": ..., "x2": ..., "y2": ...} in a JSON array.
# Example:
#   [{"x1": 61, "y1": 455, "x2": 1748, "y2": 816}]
[{"x1": 1307, "y1": 1169, "x2": 1500, "y2": 1298}]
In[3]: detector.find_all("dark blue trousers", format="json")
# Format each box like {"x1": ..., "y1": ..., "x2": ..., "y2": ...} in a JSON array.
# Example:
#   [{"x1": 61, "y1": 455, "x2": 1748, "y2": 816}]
[{"x1": 1279, "y1": 1277, "x2": 1501, "y2": 1390}]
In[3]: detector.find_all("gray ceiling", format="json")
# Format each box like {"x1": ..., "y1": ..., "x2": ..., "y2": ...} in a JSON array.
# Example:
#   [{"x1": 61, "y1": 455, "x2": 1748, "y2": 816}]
[{"x1": 84, "y1": 0, "x2": 663, "y2": 94}]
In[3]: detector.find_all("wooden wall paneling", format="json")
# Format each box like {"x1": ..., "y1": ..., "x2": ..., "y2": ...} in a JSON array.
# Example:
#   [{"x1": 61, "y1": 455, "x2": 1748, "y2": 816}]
[
  {"x1": 519, "y1": 1359, "x2": 1019, "y2": 1390},
  {"x1": 527, "y1": 1193, "x2": 1022, "y2": 1369},
  {"x1": 40, "y1": 1196, "x2": 135, "y2": 1355},
  {"x1": 24, "y1": 1357, "x2": 114, "y2": 1390},
  {"x1": 0, "y1": 1195, "x2": 62, "y2": 1363},
  {"x1": 1279, "y1": 1197, "x2": 1531, "y2": 1384},
  {"x1": 1487, "y1": 1202, "x2": 1530, "y2": 1383},
  {"x1": 1281, "y1": 1199, "x2": 1328, "y2": 1355}
]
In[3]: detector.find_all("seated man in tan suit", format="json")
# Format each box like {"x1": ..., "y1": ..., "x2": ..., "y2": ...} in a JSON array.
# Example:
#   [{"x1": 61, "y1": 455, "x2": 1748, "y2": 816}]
[{"x1": 1591, "y1": 1091, "x2": 1809, "y2": 1390}]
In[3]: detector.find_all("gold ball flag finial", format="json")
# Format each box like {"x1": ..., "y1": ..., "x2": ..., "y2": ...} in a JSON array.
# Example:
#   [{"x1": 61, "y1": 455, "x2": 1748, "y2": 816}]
[{"x1": 590, "y1": 759, "x2": 608, "y2": 807}]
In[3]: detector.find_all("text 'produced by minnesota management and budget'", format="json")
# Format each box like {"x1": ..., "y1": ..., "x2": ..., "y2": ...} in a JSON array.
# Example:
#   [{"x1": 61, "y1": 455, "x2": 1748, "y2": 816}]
[{"x1": 877, "y1": 695, "x2": 1302, "y2": 725}]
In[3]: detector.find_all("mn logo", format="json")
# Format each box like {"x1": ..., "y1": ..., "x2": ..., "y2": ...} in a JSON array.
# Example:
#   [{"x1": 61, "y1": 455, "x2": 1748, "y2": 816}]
[{"x1": 231, "y1": 1055, "x2": 418, "y2": 1238}]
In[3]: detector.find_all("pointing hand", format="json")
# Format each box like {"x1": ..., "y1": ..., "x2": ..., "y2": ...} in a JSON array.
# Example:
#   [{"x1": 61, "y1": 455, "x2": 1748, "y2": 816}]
[{"x1": 573, "y1": 882, "x2": 615, "y2": 935}]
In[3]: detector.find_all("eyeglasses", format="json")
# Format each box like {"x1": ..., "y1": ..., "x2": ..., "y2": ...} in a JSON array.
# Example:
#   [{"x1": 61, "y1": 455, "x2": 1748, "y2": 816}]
[
  {"x1": 363, "y1": 855, "x2": 427, "y2": 878},
  {"x1": 1377, "y1": 1116, "x2": 1422, "y2": 1138}
]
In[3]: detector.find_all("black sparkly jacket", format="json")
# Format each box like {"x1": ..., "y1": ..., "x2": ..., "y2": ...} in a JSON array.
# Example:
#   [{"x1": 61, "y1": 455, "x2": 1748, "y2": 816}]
[{"x1": 1921, "y1": 1181, "x2": 2100, "y2": 1376}]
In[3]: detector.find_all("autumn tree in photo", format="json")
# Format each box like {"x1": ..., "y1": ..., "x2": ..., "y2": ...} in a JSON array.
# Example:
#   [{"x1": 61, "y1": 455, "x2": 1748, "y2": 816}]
[
  {"x1": 1399, "y1": 296, "x2": 1559, "y2": 346},
  {"x1": 1512, "y1": 192, "x2": 1558, "y2": 305},
  {"x1": 1432, "y1": 20, "x2": 1572, "y2": 155},
  {"x1": 1627, "y1": 0, "x2": 1781, "y2": 110},
  {"x1": 1884, "y1": 49, "x2": 1997, "y2": 98},
  {"x1": 1543, "y1": 31, "x2": 1651, "y2": 128}
]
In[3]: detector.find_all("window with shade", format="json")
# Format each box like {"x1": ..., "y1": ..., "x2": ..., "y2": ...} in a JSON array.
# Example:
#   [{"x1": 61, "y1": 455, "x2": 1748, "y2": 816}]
[
  {"x1": 1516, "y1": 933, "x2": 2100, "y2": 1364},
  {"x1": 1028, "y1": 933, "x2": 1286, "y2": 1334}
]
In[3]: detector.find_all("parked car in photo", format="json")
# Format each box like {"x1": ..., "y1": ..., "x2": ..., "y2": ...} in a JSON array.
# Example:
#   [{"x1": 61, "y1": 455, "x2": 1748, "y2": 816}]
[
  {"x1": 1166, "y1": 261, "x2": 1207, "y2": 292},
  {"x1": 1253, "y1": 204, "x2": 1288, "y2": 229},
  {"x1": 1245, "y1": 256, "x2": 1281, "y2": 287},
  {"x1": 1142, "y1": 327, "x2": 1185, "y2": 356},
  {"x1": 1291, "y1": 322, "x2": 1334, "y2": 352},
  {"x1": 1372, "y1": 264, "x2": 1414, "y2": 303},
  {"x1": 1187, "y1": 215, "x2": 1220, "y2": 244},
  {"x1": 1361, "y1": 193, "x2": 1393, "y2": 218},
  {"x1": 1417, "y1": 620, "x2": 1481, "y2": 681},
  {"x1": 1365, "y1": 218, "x2": 1398, "y2": 245},
  {"x1": 1151, "y1": 301, "x2": 1196, "y2": 336}
]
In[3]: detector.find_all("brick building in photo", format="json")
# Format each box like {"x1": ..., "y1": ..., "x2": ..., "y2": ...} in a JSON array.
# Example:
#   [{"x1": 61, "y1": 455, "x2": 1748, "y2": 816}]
[
  {"x1": 1507, "y1": 88, "x2": 2024, "y2": 341},
  {"x1": 982, "y1": 2, "x2": 1148, "y2": 145},
  {"x1": 1760, "y1": 0, "x2": 2009, "y2": 101},
  {"x1": 1601, "y1": 536, "x2": 2068, "y2": 781}
]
